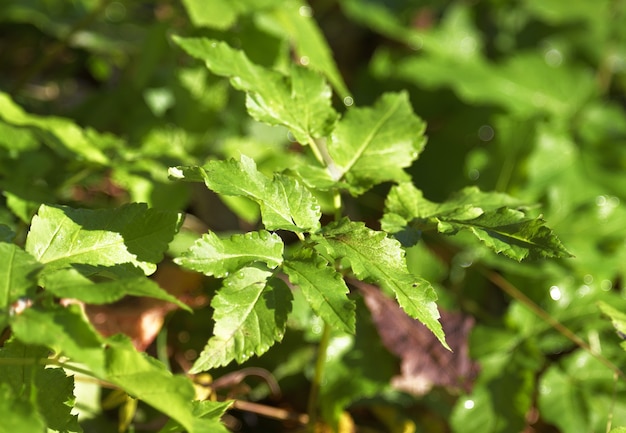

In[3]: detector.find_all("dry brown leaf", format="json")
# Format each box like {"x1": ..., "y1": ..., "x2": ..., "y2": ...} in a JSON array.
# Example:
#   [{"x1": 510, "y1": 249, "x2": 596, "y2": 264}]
[{"x1": 354, "y1": 280, "x2": 479, "y2": 396}]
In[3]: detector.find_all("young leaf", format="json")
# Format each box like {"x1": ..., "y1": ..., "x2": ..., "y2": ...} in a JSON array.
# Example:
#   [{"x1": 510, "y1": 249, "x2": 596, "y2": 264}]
[
  {"x1": 175, "y1": 230, "x2": 284, "y2": 278},
  {"x1": 0, "y1": 339, "x2": 80, "y2": 432},
  {"x1": 181, "y1": 0, "x2": 281, "y2": 30},
  {"x1": 40, "y1": 268, "x2": 190, "y2": 311},
  {"x1": 105, "y1": 335, "x2": 226, "y2": 433},
  {"x1": 314, "y1": 219, "x2": 447, "y2": 349},
  {"x1": 190, "y1": 265, "x2": 292, "y2": 372},
  {"x1": 170, "y1": 156, "x2": 321, "y2": 232},
  {"x1": 326, "y1": 92, "x2": 426, "y2": 195},
  {"x1": 172, "y1": 36, "x2": 337, "y2": 144},
  {"x1": 11, "y1": 304, "x2": 106, "y2": 376},
  {"x1": 283, "y1": 249, "x2": 355, "y2": 333},
  {"x1": 25, "y1": 203, "x2": 183, "y2": 275},
  {"x1": 261, "y1": 0, "x2": 351, "y2": 98}
]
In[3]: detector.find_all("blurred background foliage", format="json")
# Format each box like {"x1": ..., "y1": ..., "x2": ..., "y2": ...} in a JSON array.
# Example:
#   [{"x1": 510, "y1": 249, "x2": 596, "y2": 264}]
[{"x1": 2, "y1": 0, "x2": 626, "y2": 432}]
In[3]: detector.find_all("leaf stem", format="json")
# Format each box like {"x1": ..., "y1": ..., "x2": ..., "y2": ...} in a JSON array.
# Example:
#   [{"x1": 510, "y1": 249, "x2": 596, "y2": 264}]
[{"x1": 307, "y1": 322, "x2": 331, "y2": 431}]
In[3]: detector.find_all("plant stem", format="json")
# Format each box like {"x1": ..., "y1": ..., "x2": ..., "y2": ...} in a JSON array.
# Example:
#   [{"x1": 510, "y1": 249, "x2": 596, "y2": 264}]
[{"x1": 307, "y1": 322, "x2": 331, "y2": 431}]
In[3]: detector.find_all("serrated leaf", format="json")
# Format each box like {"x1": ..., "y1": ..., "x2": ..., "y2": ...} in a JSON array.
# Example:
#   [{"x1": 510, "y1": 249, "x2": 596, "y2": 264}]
[
  {"x1": 158, "y1": 400, "x2": 233, "y2": 433},
  {"x1": 25, "y1": 203, "x2": 183, "y2": 275},
  {"x1": 382, "y1": 183, "x2": 571, "y2": 260},
  {"x1": 283, "y1": 249, "x2": 355, "y2": 333},
  {"x1": 438, "y1": 208, "x2": 572, "y2": 261},
  {"x1": 315, "y1": 219, "x2": 447, "y2": 349},
  {"x1": 104, "y1": 335, "x2": 223, "y2": 433},
  {"x1": 326, "y1": 92, "x2": 426, "y2": 195},
  {"x1": 0, "y1": 244, "x2": 40, "y2": 323},
  {"x1": 191, "y1": 265, "x2": 292, "y2": 372},
  {"x1": 261, "y1": 0, "x2": 350, "y2": 98},
  {"x1": 40, "y1": 268, "x2": 191, "y2": 311},
  {"x1": 172, "y1": 36, "x2": 337, "y2": 143},
  {"x1": 0, "y1": 340, "x2": 80, "y2": 432},
  {"x1": 175, "y1": 230, "x2": 283, "y2": 277},
  {"x1": 11, "y1": 304, "x2": 106, "y2": 376},
  {"x1": 170, "y1": 155, "x2": 320, "y2": 232}
]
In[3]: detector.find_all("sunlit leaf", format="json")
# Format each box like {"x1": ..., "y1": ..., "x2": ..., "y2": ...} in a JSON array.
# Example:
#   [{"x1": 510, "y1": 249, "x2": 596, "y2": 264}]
[
  {"x1": 172, "y1": 36, "x2": 337, "y2": 144},
  {"x1": 0, "y1": 244, "x2": 40, "y2": 326},
  {"x1": 181, "y1": 0, "x2": 281, "y2": 29},
  {"x1": 326, "y1": 92, "x2": 426, "y2": 195},
  {"x1": 190, "y1": 265, "x2": 292, "y2": 372},
  {"x1": 170, "y1": 155, "x2": 320, "y2": 232},
  {"x1": 175, "y1": 230, "x2": 284, "y2": 277},
  {"x1": 315, "y1": 219, "x2": 447, "y2": 348},
  {"x1": 25, "y1": 203, "x2": 183, "y2": 275},
  {"x1": 283, "y1": 249, "x2": 355, "y2": 333}
]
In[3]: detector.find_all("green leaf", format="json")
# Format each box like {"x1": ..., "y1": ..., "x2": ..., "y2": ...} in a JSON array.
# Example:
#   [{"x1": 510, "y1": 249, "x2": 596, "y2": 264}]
[
  {"x1": 326, "y1": 92, "x2": 426, "y2": 195},
  {"x1": 181, "y1": 0, "x2": 280, "y2": 29},
  {"x1": 104, "y1": 335, "x2": 223, "y2": 433},
  {"x1": 0, "y1": 340, "x2": 80, "y2": 432},
  {"x1": 25, "y1": 203, "x2": 183, "y2": 275},
  {"x1": 0, "y1": 382, "x2": 46, "y2": 432},
  {"x1": 11, "y1": 304, "x2": 106, "y2": 376},
  {"x1": 0, "y1": 91, "x2": 109, "y2": 164},
  {"x1": 190, "y1": 265, "x2": 292, "y2": 372},
  {"x1": 261, "y1": 0, "x2": 350, "y2": 98},
  {"x1": 175, "y1": 230, "x2": 284, "y2": 278},
  {"x1": 283, "y1": 249, "x2": 355, "y2": 333},
  {"x1": 40, "y1": 268, "x2": 191, "y2": 311},
  {"x1": 437, "y1": 208, "x2": 572, "y2": 261},
  {"x1": 0, "y1": 244, "x2": 40, "y2": 327},
  {"x1": 315, "y1": 219, "x2": 447, "y2": 349},
  {"x1": 172, "y1": 36, "x2": 337, "y2": 144},
  {"x1": 170, "y1": 156, "x2": 321, "y2": 232},
  {"x1": 598, "y1": 301, "x2": 626, "y2": 337},
  {"x1": 0, "y1": 225, "x2": 15, "y2": 242},
  {"x1": 382, "y1": 183, "x2": 571, "y2": 260},
  {"x1": 158, "y1": 400, "x2": 233, "y2": 433}
]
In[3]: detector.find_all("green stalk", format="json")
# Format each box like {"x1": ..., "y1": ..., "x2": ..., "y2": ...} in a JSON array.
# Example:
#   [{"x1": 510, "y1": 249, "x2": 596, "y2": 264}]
[{"x1": 306, "y1": 322, "x2": 331, "y2": 431}]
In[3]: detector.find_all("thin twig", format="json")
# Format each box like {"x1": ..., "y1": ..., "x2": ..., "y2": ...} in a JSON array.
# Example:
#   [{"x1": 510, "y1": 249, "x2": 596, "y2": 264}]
[{"x1": 482, "y1": 268, "x2": 625, "y2": 380}]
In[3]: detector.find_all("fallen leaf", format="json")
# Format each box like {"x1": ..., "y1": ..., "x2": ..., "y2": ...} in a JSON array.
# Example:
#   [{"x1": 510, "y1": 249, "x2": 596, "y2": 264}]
[{"x1": 354, "y1": 280, "x2": 479, "y2": 395}]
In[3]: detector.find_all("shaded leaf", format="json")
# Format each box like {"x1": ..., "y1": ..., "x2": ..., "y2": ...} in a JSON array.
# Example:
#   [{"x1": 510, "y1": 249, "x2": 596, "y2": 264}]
[
  {"x1": 191, "y1": 265, "x2": 292, "y2": 372},
  {"x1": 598, "y1": 301, "x2": 626, "y2": 339},
  {"x1": 105, "y1": 335, "x2": 225, "y2": 433},
  {"x1": 315, "y1": 219, "x2": 447, "y2": 348},
  {"x1": 0, "y1": 340, "x2": 80, "y2": 432},
  {"x1": 0, "y1": 244, "x2": 40, "y2": 329},
  {"x1": 175, "y1": 230, "x2": 284, "y2": 277},
  {"x1": 11, "y1": 304, "x2": 106, "y2": 376},
  {"x1": 283, "y1": 249, "x2": 355, "y2": 333},
  {"x1": 170, "y1": 156, "x2": 320, "y2": 232},
  {"x1": 172, "y1": 36, "x2": 337, "y2": 144},
  {"x1": 40, "y1": 267, "x2": 190, "y2": 311},
  {"x1": 357, "y1": 281, "x2": 478, "y2": 395},
  {"x1": 0, "y1": 92, "x2": 109, "y2": 164},
  {"x1": 25, "y1": 203, "x2": 183, "y2": 275},
  {"x1": 0, "y1": 224, "x2": 15, "y2": 242},
  {"x1": 0, "y1": 382, "x2": 46, "y2": 432},
  {"x1": 326, "y1": 92, "x2": 426, "y2": 195}
]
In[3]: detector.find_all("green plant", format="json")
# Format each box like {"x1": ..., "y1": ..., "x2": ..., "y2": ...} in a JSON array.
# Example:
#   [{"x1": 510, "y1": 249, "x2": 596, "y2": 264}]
[{"x1": 1, "y1": 1, "x2": 626, "y2": 432}]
